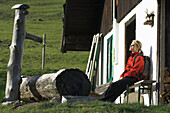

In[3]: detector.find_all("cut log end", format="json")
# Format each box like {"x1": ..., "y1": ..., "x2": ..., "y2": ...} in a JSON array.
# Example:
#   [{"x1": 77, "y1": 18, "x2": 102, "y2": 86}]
[
  {"x1": 56, "y1": 69, "x2": 91, "y2": 96},
  {"x1": 20, "y1": 69, "x2": 91, "y2": 102}
]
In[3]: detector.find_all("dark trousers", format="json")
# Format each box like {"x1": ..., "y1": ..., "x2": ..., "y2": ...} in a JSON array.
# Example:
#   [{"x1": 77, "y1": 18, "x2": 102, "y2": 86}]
[{"x1": 98, "y1": 77, "x2": 138, "y2": 102}]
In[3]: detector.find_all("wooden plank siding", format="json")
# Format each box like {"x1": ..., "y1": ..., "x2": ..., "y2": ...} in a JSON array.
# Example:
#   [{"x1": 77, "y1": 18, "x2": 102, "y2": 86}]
[
  {"x1": 64, "y1": 1, "x2": 103, "y2": 35},
  {"x1": 61, "y1": 0, "x2": 113, "y2": 53},
  {"x1": 61, "y1": 0, "x2": 105, "y2": 52},
  {"x1": 100, "y1": 0, "x2": 113, "y2": 36},
  {"x1": 115, "y1": 0, "x2": 142, "y2": 23}
]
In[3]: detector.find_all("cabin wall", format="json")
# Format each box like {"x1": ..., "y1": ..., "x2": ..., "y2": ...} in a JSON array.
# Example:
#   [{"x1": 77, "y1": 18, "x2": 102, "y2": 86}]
[{"x1": 101, "y1": 0, "x2": 158, "y2": 105}]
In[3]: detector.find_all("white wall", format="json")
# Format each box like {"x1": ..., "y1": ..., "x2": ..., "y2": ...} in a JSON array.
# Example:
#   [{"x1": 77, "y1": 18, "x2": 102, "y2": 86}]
[
  {"x1": 102, "y1": 0, "x2": 158, "y2": 105},
  {"x1": 113, "y1": 0, "x2": 158, "y2": 81}
]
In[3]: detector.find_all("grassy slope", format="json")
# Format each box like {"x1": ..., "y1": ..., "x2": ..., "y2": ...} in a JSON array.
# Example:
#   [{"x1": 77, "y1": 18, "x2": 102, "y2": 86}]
[
  {"x1": 0, "y1": 0, "x2": 89, "y2": 102},
  {"x1": 0, "y1": 101, "x2": 170, "y2": 113},
  {"x1": 0, "y1": 0, "x2": 169, "y2": 112}
]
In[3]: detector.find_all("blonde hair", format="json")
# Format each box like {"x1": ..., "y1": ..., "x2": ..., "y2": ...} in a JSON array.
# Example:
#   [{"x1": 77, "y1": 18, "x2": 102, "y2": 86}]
[{"x1": 132, "y1": 40, "x2": 143, "y2": 55}]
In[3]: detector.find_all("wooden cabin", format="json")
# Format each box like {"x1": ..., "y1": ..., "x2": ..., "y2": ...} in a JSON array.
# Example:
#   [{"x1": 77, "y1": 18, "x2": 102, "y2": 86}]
[{"x1": 61, "y1": 0, "x2": 170, "y2": 105}]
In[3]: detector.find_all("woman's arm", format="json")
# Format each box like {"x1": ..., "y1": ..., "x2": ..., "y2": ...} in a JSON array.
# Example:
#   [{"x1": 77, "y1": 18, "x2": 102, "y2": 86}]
[{"x1": 123, "y1": 56, "x2": 144, "y2": 78}]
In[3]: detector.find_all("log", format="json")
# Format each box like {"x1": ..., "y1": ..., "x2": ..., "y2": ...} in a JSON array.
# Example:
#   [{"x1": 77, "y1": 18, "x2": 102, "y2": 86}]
[
  {"x1": 165, "y1": 84, "x2": 170, "y2": 91},
  {"x1": 164, "y1": 67, "x2": 169, "y2": 71},
  {"x1": 164, "y1": 76, "x2": 170, "y2": 83},
  {"x1": 164, "y1": 71, "x2": 170, "y2": 77},
  {"x1": 20, "y1": 69, "x2": 91, "y2": 102},
  {"x1": 160, "y1": 92, "x2": 169, "y2": 98},
  {"x1": 25, "y1": 33, "x2": 42, "y2": 43},
  {"x1": 56, "y1": 69, "x2": 91, "y2": 96},
  {"x1": 20, "y1": 72, "x2": 61, "y2": 102}
]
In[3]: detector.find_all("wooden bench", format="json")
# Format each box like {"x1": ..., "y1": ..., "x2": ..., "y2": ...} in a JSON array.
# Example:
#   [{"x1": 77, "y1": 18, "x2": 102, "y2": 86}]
[
  {"x1": 94, "y1": 80, "x2": 156, "y2": 105},
  {"x1": 126, "y1": 80, "x2": 156, "y2": 105}
]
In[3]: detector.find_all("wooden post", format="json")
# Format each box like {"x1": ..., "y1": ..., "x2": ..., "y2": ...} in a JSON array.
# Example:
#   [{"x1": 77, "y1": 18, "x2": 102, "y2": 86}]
[
  {"x1": 159, "y1": 0, "x2": 165, "y2": 105},
  {"x1": 3, "y1": 4, "x2": 29, "y2": 103},
  {"x1": 42, "y1": 34, "x2": 46, "y2": 69}
]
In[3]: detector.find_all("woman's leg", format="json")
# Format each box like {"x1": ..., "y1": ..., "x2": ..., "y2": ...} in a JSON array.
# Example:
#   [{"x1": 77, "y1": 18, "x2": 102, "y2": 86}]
[{"x1": 98, "y1": 77, "x2": 138, "y2": 102}]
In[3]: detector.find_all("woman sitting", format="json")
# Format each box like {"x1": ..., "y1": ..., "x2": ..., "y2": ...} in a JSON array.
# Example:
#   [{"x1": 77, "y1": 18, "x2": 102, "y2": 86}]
[{"x1": 98, "y1": 40, "x2": 145, "y2": 102}]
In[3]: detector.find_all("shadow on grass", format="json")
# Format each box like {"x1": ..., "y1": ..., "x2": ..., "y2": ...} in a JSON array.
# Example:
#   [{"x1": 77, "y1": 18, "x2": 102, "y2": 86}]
[{"x1": 0, "y1": 71, "x2": 6, "y2": 102}]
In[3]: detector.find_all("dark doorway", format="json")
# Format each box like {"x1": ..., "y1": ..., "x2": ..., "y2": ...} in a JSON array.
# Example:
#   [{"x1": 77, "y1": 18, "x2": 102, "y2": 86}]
[{"x1": 125, "y1": 15, "x2": 136, "y2": 65}]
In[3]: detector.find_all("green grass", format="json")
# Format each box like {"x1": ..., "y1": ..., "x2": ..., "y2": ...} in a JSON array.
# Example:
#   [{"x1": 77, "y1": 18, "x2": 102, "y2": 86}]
[
  {"x1": 0, "y1": 0, "x2": 89, "y2": 102},
  {"x1": 0, "y1": 100, "x2": 169, "y2": 113},
  {"x1": 0, "y1": 0, "x2": 169, "y2": 112}
]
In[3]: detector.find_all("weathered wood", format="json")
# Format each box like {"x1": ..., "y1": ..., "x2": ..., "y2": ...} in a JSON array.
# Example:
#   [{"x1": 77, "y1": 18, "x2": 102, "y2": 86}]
[
  {"x1": 86, "y1": 34, "x2": 101, "y2": 81},
  {"x1": 20, "y1": 69, "x2": 91, "y2": 102},
  {"x1": 160, "y1": 91, "x2": 169, "y2": 98},
  {"x1": 56, "y1": 69, "x2": 91, "y2": 96},
  {"x1": 42, "y1": 34, "x2": 46, "y2": 69},
  {"x1": 115, "y1": 0, "x2": 142, "y2": 22},
  {"x1": 164, "y1": 67, "x2": 169, "y2": 71},
  {"x1": 20, "y1": 71, "x2": 63, "y2": 101},
  {"x1": 89, "y1": 92, "x2": 101, "y2": 99},
  {"x1": 164, "y1": 76, "x2": 170, "y2": 83},
  {"x1": 164, "y1": 71, "x2": 170, "y2": 76},
  {"x1": 165, "y1": 84, "x2": 170, "y2": 91},
  {"x1": 129, "y1": 80, "x2": 156, "y2": 89},
  {"x1": 94, "y1": 82, "x2": 112, "y2": 95},
  {"x1": 161, "y1": 68, "x2": 170, "y2": 103},
  {"x1": 4, "y1": 4, "x2": 29, "y2": 103},
  {"x1": 159, "y1": 0, "x2": 166, "y2": 105},
  {"x1": 166, "y1": 99, "x2": 170, "y2": 104},
  {"x1": 25, "y1": 33, "x2": 42, "y2": 43}
]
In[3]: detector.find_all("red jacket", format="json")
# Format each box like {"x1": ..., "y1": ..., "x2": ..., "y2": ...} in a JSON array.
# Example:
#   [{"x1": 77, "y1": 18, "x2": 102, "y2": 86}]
[{"x1": 120, "y1": 52, "x2": 145, "y2": 80}]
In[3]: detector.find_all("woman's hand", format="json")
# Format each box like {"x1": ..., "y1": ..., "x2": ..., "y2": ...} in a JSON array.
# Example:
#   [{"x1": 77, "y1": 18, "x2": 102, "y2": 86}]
[{"x1": 119, "y1": 77, "x2": 123, "y2": 80}]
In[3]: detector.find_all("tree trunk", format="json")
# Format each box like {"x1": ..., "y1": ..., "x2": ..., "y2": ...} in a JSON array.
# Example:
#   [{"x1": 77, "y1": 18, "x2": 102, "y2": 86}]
[
  {"x1": 20, "y1": 69, "x2": 91, "y2": 102},
  {"x1": 4, "y1": 4, "x2": 29, "y2": 102},
  {"x1": 20, "y1": 70, "x2": 64, "y2": 102}
]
